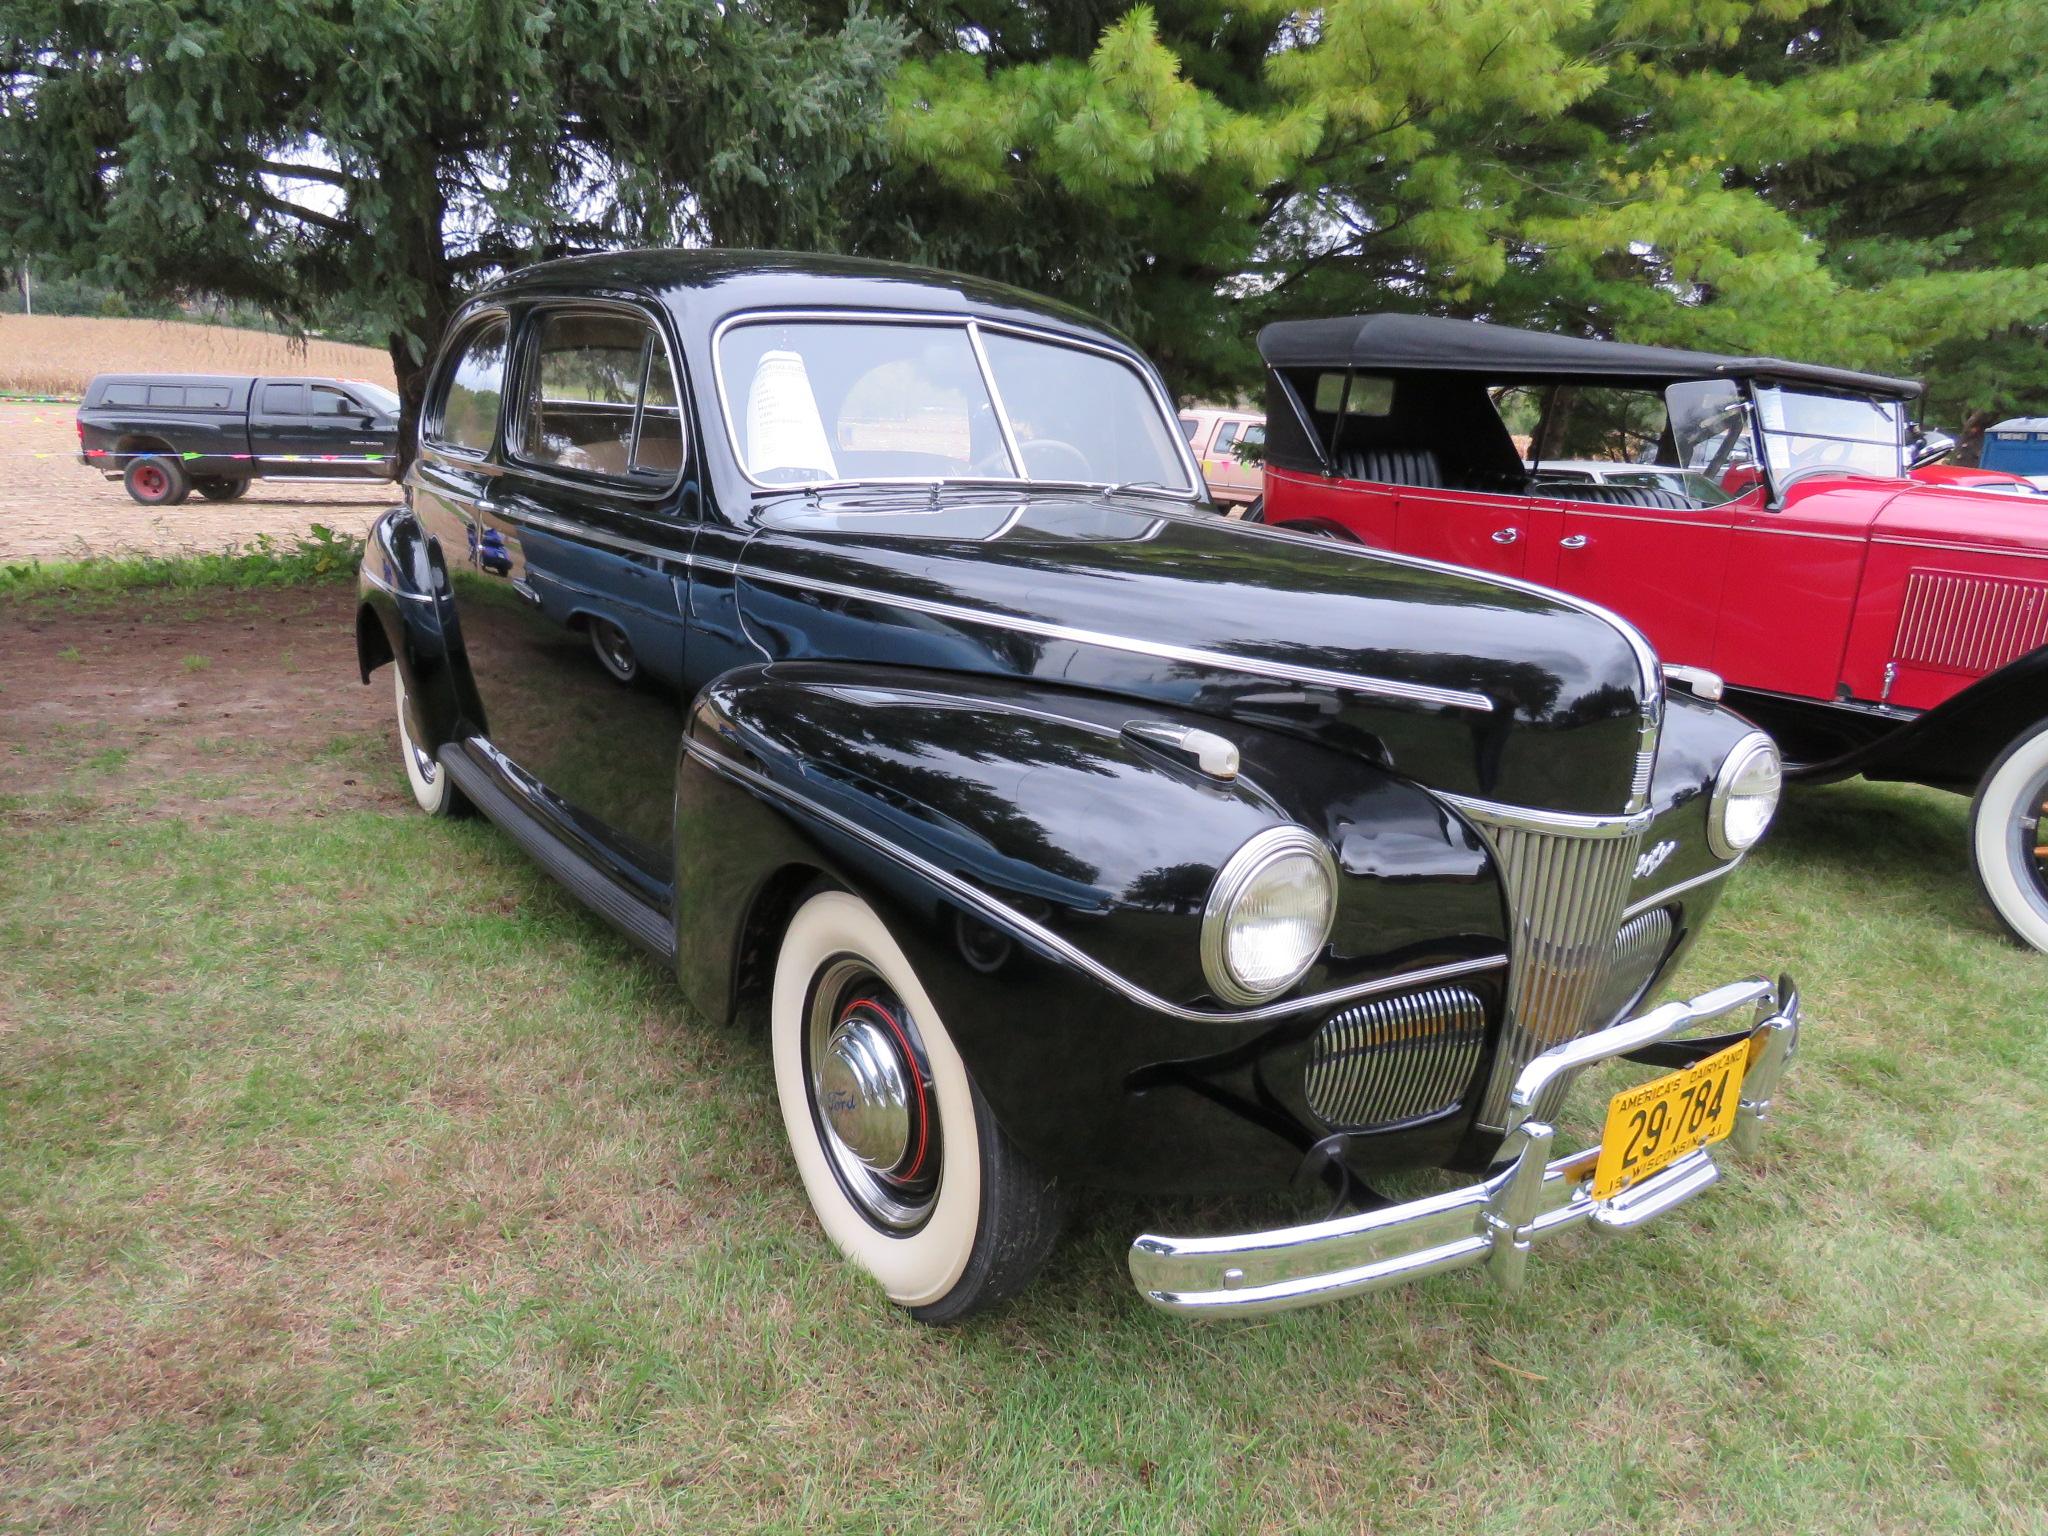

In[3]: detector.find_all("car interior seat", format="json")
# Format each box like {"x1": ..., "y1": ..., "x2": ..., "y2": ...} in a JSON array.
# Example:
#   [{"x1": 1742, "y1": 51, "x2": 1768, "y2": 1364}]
[
  {"x1": 1334, "y1": 447, "x2": 1444, "y2": 488},
  {"x1": 1527, "y1": 481, "x2": 1698, "y2": 510}
]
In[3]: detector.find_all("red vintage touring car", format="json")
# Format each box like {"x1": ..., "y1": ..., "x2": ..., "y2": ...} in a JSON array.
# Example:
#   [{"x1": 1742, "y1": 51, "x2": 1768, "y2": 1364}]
[{"x1": 1250, "y1": 315, "x2": 2048, "y2": 952}]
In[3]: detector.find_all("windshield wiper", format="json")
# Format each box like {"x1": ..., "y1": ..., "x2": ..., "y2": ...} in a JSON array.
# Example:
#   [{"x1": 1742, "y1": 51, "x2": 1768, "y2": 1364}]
[{"x1": 1098, "y1": 480, "x2": 1189, "y2": 501}]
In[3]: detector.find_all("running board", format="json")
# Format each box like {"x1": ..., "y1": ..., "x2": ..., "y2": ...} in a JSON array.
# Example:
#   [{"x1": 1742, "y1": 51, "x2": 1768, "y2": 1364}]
[{"x1": 438, "y1": 742, "x2": 676, "y2": 964}]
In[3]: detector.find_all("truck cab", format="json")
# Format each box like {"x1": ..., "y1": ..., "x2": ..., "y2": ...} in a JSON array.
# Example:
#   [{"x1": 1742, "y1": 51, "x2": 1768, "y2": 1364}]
[{"x1": 77, "y1": 371, "x2": 401, "y2": 505}]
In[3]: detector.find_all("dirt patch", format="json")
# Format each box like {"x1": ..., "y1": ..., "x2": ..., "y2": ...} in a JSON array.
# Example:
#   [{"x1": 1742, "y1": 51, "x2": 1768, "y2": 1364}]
[
  {"x1": 0, "y1": 399, "x2": 396, "y2": 560},
  {"x1": 0, "y1": 584, "x2": 407, "y2": 820}
]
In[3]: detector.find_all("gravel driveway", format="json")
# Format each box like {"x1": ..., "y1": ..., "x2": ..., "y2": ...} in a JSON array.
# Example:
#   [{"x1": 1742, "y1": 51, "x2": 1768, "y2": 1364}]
[{"x1": 0, "y1": 399, "x2": 398, "y2": 561}]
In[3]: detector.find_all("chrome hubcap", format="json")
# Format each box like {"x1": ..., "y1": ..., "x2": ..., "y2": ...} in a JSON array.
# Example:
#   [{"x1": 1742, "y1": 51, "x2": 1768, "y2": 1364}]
[
  {"x1": 2020, "y1": 772, "x2": 2048, "y2": 910},
  {"x1": 807, "y1": 958, "x2": 939, "y2": 1231},
  {"x1": 819, "y1": 1015, "x2": 913, "y2": 1170}
]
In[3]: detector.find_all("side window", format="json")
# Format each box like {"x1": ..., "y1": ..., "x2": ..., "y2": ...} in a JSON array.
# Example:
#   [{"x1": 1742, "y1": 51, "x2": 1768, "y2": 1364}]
[
  {"x1": 427, "y1": 318, "x2": 509, "y2": 456},
  {"x1": 104, "y1": 383, "x2": 145, "y2": 406},
  {"x1": 309, "y1": 385, "x2": 356, "y2": 417},
  {"x1": 1213, "y1": 422, "x2": 1241, "y2": 453},
  {"x1": 1179, "y1": 415, "x2": 1200, "y2": 442},
  {"x1": 148, "y1": 385, "x2": 185, "y2": 407},
  {"x1": 187, "y1": 386, "x2": 232, "y2": 410},
  {"x1": 516, "y1": 309, "x2": 684, "y2": 485},
  {"x1": 262, "y1": 383, "x2": 303, "y2": 415},
  {"x1": 1312, "y1": 373, "x2": 1394, "y2": 417}
]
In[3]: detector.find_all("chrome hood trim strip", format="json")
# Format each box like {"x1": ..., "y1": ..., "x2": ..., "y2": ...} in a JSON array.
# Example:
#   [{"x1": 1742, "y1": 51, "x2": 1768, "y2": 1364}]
[{"x1": 712, "y1": 558, "x2": 1496, "y2": 715}]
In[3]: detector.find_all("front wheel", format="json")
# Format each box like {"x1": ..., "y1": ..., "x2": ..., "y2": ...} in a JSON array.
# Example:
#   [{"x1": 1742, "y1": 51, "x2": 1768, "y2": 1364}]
[
  {"x1": 194, "y1": 477, "x2": 251, "y2": 502},
  {"x1": 771, "y1": 891, "x2": 1061, "y2": 1322},
  {"x1": 1970, "y1": 718, "x2": 2048, "y2": 952}
]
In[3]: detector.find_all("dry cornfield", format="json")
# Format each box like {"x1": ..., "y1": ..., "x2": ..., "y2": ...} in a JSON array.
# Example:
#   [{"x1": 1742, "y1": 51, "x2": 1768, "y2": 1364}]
[{"x1": 0, "y1": 313, "x2": 393, "y2": 398}]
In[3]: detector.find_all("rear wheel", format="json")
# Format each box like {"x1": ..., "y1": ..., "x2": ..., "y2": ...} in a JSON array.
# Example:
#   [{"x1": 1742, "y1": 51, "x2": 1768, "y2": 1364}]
[
  {"x1": 1969, "y1": 718, "x2": 2048, "y2": 952},
  {"x1": 124, "y1": 456, "x2": 190, "y2": 506},
  {"x1": 393, "y1": 667, "x2": 466, "y2": 818},
  {"x1": 193, "y1": 477, "x2": 251, "y2": 502},
  {"x1": 771, "y1": 890, "x2": 1061, "y2": 1322}
]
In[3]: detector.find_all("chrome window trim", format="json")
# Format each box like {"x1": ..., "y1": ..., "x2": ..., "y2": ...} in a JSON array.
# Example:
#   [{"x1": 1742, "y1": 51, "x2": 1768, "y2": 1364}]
[
  {"x1": 701, "y1": 557, "x2": 1497, "y2": 714},
  {"x1": 420, "y1": 307, "x2": 513, "y2": 463},
  {"x1": 708, "y1": 308, "x2": 1203, "y2": 498},
  {"x1": 505, "y1": 297, "x2": 688, "y2": 505},
  {"x1": 682, "y1": 736, "x2": 1506, "y2": 1023}
]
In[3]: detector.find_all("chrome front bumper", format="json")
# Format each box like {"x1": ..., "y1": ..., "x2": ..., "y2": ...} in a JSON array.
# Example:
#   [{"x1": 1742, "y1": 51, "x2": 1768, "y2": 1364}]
[{"x1": 1129, "y1": 974, "x2": 1799, "y2": 1316}]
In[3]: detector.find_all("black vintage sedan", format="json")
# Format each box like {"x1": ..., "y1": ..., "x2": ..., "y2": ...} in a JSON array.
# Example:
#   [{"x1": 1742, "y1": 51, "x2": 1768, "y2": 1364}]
[{"x1": 355, "y1": 252, "x2": 1800, "y2": 1321}]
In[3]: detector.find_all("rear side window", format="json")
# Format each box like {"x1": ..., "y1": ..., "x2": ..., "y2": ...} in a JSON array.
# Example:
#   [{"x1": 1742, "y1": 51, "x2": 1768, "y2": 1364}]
[
  {"x1": 187, "y1": 386, "x2": 231, "y2": 410},
  {"x1": 262, "y1": 383, "x2": 303, "y2": 415},
  {"x1": 1312, "y1": 373, "x2": 1394, "y2": 417},
  {"x1": 427, "y1": 318, "x2": 510, "y2": 456},
  {"x1": 103, "y1": 383, "x2": 145, "y2": 406},
  {"x1": 148, "y1": 385, "x2": 184, "y2": 407},
  {"x1": 515, "y1": 309, "x2": 684, "y2": 485}
]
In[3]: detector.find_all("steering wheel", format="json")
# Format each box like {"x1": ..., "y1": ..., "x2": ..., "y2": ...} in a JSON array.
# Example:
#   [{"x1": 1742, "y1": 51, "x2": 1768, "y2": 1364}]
[{"x1": 1018, "y1": 437, "x2": 1092, "y2": 481}]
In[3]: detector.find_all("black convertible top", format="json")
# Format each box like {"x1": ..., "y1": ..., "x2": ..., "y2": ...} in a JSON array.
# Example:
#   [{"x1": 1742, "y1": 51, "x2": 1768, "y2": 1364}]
[{"x1": 1257, "y1": 313, "x2": 1923, "y2": 399}]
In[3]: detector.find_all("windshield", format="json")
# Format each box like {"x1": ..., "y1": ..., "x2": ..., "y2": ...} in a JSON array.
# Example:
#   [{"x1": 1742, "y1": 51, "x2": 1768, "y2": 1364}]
[
  {"x1": 716, "y1": 317, "x2": 1194, "y2": 493},
  {"x1": 351, "y1": 381, "x2": 401, "y2": 415},
  {"x1": 1753, "y1": 385, "x2": 1904, "y2": 482}
]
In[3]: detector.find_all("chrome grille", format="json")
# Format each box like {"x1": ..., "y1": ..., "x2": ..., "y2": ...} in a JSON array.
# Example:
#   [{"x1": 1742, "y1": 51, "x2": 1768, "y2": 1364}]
[
  {"x1": 1590, "y1": 906, "x2": 1675, "y2": 1035},
  {"x1": 1466, "y1": 810, "x2": 1645, "y2": 1128},
  {"x1": 1305, "y1": 986, "x2": 1488, "y2": 1131}
]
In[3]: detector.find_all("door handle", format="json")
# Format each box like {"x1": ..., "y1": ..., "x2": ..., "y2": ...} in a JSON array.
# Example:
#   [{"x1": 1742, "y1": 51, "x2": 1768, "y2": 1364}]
[
  {"x1": 1491, "y1": 527, "x2": 1519, "y2": 545},
  {"x1": 1560, "y1": 534, "x2": 1590, "y2": 549}
]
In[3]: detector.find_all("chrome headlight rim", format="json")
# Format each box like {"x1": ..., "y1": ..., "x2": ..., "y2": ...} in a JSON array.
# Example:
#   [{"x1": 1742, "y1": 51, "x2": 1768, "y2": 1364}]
[
  {"x1": 1708, "y1": 730, "x2": 1782, "y2": 860},
  {"x1": 1200, "y1": 825, "x2": 1339, "y2": 1006}
]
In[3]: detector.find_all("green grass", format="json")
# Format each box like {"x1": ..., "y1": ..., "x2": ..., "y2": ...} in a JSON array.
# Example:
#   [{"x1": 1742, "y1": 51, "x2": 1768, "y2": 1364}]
[
  {"x1": 0, "y1": 525, "x2": 363, "y2": 599},
  {"x1": 3, "y1": 590, "x2": 2046, "y2": 1533}
]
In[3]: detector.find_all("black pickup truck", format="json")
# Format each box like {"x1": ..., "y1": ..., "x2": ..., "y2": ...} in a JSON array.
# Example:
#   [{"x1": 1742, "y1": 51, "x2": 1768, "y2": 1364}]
[{"x1": 77, "y1": 373, "x2": 402, "y2": 505}]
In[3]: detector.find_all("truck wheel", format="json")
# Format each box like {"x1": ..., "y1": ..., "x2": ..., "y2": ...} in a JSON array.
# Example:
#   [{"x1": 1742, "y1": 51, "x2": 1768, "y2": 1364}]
[
  {"x1": 194, "y1": 478, "x2": 250, "y2": 502},
  {"x1": 1970, "y1": 718, "x2": 2048, "y2": 952},
  {"x1": 771, "y1": 890, "x2": 1062, "y2": 1322},
  {"x1": 393, "y1": 667, "x2": 467, "y2": 818},
  {"x1": 124, "y1": 456, "x2": 190, "y2": 506}
]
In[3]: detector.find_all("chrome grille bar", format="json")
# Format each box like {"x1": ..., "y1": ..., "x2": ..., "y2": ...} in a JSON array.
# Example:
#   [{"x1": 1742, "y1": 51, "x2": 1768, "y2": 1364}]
[
  {"x1": 1305, "y1": 985, "x2": 1488, "y2": 1131},
  {"x1": 1458, "y1": 805, "x2": 1647, "y2": 1128}
]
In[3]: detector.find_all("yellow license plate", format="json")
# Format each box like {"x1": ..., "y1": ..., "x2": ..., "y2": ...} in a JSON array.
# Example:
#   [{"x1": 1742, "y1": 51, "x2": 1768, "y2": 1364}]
[{"x1": 1591, "y1": 1039, "x2": 1748, "y2": 1200}]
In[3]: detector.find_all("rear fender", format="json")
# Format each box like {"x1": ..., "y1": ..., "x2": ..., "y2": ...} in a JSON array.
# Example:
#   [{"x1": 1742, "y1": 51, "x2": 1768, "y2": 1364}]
[{"x1": 356, "y1": 506, "x2": 476, "y2": 752}]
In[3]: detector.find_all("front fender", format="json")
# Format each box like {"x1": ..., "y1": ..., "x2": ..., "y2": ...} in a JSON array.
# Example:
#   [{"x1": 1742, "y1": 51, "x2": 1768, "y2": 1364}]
[
  {"x1": 673, "y1": 662, "x2": 1510, "y2": 1191},
  {"x1": 1797, "y1": 643, "x2": 2048, "y2": 792}
]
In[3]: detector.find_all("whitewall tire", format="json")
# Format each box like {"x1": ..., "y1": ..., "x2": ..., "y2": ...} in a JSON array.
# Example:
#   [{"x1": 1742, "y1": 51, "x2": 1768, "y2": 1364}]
[
  {"x1": 770, "y1": 890, "x2": 1061, "y2": 1321},
  {"x1": 393, "y1": 667, "x2": 462, "y2": 818},
  {"x1": 1970, "y1": 718, "x2": 2048, "y2": 953}
]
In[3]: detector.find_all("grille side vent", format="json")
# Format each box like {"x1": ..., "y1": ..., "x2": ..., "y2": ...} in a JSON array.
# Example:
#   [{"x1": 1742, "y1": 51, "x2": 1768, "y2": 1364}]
[
  {"x1": 1590, "y1": 906, "x2": 1676, "y2": 1035},
  {"x1": 1893, "y1": 570, "x2": 2048, "y2": 677},
  {"x1": 1305, "y1": 985, "x2": 1488, "y2": 1132}
]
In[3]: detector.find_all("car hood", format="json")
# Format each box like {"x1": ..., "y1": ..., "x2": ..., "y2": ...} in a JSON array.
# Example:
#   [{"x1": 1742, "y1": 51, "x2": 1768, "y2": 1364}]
[{"x1": 735, "y1": 492, "x2": 1658, "y2": 814}]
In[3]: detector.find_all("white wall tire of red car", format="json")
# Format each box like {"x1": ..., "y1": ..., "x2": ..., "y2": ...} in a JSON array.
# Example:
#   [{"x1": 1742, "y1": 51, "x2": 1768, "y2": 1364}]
[
  {"x1": 1970, "y1": 718, "x2": 2048, "y2": 953},
  {"x1": 770, "y1": 890, "x2": 1059, "y2": 1321}
]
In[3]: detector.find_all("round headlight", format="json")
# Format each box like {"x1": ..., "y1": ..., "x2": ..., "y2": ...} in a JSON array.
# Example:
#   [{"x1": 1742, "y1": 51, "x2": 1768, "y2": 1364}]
[
  {"x1": 1201, "y1": 827, "x2": 1337, "y2": 1005},
  {"x1": 1709, "y1": 731, "x2": 1782, "y2": 858}
]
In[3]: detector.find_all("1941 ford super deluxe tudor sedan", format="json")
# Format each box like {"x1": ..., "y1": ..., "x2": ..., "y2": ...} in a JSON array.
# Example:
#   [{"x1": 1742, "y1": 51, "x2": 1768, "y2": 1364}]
[{"x1": 355, "y1": 251, "x2": 1800, "y2": 1321}]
